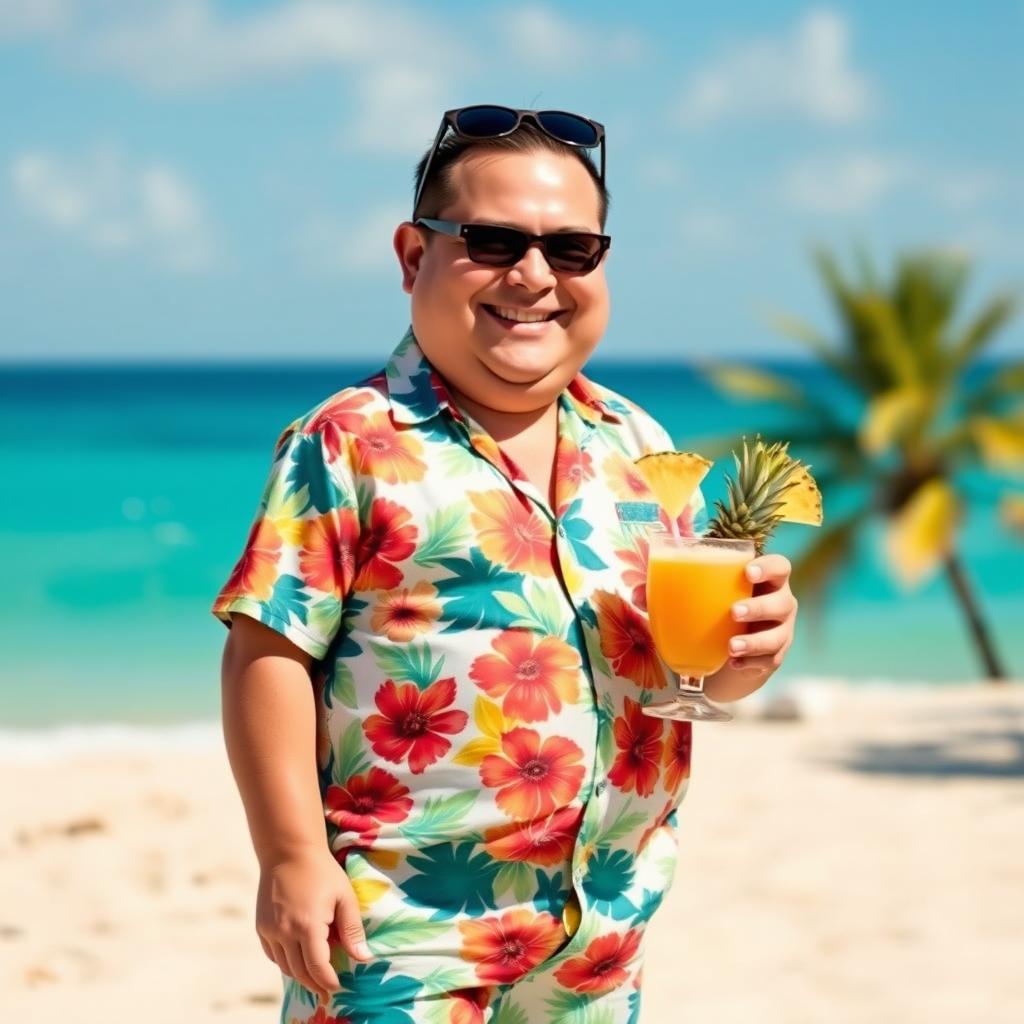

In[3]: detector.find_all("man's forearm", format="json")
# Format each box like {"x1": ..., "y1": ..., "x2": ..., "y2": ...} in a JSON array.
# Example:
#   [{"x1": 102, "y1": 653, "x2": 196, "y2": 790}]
[{"x1": 221, "y1": 651, "x2": 329, "y2": 866}]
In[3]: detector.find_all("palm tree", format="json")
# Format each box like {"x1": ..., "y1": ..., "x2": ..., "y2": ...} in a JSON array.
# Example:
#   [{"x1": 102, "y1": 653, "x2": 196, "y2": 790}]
[{"x1": 701, "y1": 247, "x2": 1023, "y2": 681}]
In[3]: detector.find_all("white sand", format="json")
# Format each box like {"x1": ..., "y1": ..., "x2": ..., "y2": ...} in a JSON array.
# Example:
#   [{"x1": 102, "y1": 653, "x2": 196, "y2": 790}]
[{"x1": 2, "y1": 684, "x2": 1022, "y2": 1023}]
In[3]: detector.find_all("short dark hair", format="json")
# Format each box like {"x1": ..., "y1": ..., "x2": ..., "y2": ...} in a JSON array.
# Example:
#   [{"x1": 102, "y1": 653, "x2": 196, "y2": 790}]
[{"x1": 412, "y1": 121, "x2": 609, "y2": 229}]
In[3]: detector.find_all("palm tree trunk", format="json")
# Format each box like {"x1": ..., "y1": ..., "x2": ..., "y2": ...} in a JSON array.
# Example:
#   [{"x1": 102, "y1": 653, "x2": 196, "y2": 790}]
[{"x1": 943, "y1": 550, "x2": 1007, "y2": 681}]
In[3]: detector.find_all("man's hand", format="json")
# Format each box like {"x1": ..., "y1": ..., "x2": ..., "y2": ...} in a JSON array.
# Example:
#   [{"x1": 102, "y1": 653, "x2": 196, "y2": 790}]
[
  {"x1": 256, "y1": 846, "x2": 371, "y2": 1003},
  {"x1": 704, "y1": 553, "x2": 798, "y2": 703}
]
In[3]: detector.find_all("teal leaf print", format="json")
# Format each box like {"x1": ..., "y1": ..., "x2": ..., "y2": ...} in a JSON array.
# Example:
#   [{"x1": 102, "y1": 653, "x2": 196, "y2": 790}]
[
  {"x1": 286, "y1": 432, "x2": 339, "y2": 514},
  {"x1": 631, "y1": 886, "x2": 666, "y2": 927},
  {"x1": 391, "y1": 367, "x2": 437, "y2": 421},
  {"x1": 597, "y1": 800, "x2": 649, "y2": 845},
  {"x1": 369, "y1": 640, "x2": 445, "y2": 690},
  {"x1": 265, "y1": 574, "x2": 309, "y2": 628},
  {"x1": 434, "y1": 550, "x2": 521, "y2": 632},
  {"x1": 413, "y1": 506, "x2": 472, "y2": 567},
  {"x1": 491, "y1": 1004, "x2": 529, "y2": 1024},
  {"x1": 330, "y1": 661, "x2": 357, "y2": 709},
  {"x1": 561, "y1": 499, "x2": 609, "y2": 571},
  {"x1": 333, "y1": 718, "x2": 370, "y2": 786},
  {"x1": 400, "y1": 842, "x2": 501, "y2": 919},
  {"x1": 418, "y1": 966, "x2": 469, "y2": 997},
  {"x1": 398, "y1": 791, "x2": 477, "y2": 846},
  {"x1": 364, "y1": 911, "x2": 449, "y2": 953},
  {"x1": 533, "y1": 868, "x2": 569, "y2": 916},
  {"x1": 544, "y1": 989, "x2": 593, "y2": 1022},
  {"x1": 335, "y1": 960, "x2": 423, "y2": 1023},
  {"x1": 494, "y1": 580, "x2": 569, "y2": 638},
  {"x1": 493, "y1": 860, "x2": 535, "y2": 903},
  {"x1": 307, "y1": 592, "x2": 340, "y2": 637}
]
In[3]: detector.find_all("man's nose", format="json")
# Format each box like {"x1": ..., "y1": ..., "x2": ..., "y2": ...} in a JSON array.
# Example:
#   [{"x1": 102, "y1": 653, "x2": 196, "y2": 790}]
[{"x1": 506, "y1": 242, "x2": 557, "y2": 289}]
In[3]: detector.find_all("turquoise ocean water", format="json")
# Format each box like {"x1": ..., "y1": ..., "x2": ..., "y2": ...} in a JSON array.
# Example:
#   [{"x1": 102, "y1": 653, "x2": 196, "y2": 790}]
[{"x1": 2, "y1": 359, "x2": 1021, "y2": 729}]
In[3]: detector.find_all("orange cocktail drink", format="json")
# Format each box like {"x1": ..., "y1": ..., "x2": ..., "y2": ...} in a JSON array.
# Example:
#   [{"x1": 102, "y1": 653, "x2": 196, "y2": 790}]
[{"x1": 644, "y1": 536, "x2": 755, "y2": 721}]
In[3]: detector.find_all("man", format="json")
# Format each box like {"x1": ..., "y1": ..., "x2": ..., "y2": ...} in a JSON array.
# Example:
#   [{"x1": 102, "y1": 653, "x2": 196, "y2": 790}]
[{"x1": 214, "y1": 106, "x2": 798, "y2": 1023}]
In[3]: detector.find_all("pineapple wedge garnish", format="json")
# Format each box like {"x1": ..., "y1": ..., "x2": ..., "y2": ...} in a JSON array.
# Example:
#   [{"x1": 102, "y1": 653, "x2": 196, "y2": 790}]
[
  {"x1": 707, "y1": 436, "x2": 822, "y2": 553},
  {"x1": 633, "y1": 451, "x2": 713, "y2": 522}
]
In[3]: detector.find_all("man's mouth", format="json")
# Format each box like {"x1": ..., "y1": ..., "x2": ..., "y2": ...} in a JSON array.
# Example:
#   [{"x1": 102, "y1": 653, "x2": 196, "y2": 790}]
[{"x1": 482, "y1": 304, "x2": 566, "y2": 326}]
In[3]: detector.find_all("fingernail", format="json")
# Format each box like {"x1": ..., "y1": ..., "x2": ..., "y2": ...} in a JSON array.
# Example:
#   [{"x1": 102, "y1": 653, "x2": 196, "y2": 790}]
[
  {"x1": 355, "y1": 941, "x2": 372, "y2": 960},
  {"x1": 747, "y1": 565, "x2": 762, "y2": 581},
  {"x1": 730, "y1": 637, "x2": 747, "y2": 653},
  {"x1": 733, "y1": 603, "x2": 748, "y2": 620}
]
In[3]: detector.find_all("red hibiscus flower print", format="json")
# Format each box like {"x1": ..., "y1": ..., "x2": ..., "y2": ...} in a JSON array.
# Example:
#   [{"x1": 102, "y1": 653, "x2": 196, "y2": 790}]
[
  {"x1": 363, "y1": 677, "x2": 469, "y2": 774},
  {"x1": 479, "y1": 728, "x2": 585, "y2": 820},
  {"x1": 469, "y1": 630, "x2": 580, "y2": 723},
  {"x1": 553, "y1": 930, "x2": 642, "y2": 995},
  {"x1": 289, "y1": 1005, "x2": 351, "y2": 1024},
  {"x1": 305, "y1": 391, "x2": 376, "y2": 463},
  {"x1": 603, "y1": 451, "x2": 652, "y2": 502},
  {"x1": 324, "y1": 767, "x2": 412, "y2": 841},
  {"x1": 554, "y1": 437, "x2": 595, "y2": 511},
  {"x1": 299, "y1": 507, "x2": 359, "y2": 599},
  {"x1": 220, "y1": 516, "x2": 281, "y2": 602},
  {"x1": 608, "y1": 697, "x2": 663, "y2": 798},
  {"x1": 593, "y1": 591, "x2": 667, "y2": 690},
  {"x1": 369, "y1": 581, "x2": 441, "y2": 642},
  {"x1": 663, "y1": 720, "x2": 692, "y2": 793},
  {"x1": 458, "y1": 909, "x2": 564, "y2": 984},
  {"x1": 449, "y1": 988, "x2": 492, "y2": 1024},
  {"x1": 483, "y1": 804, "x2": 583, "y2": 866},
  {"x1": 351, "y1": 411, "x2": 427, "y2": 484},
  {"x1": 468, "y1": 490, "x2": 553, "y2": 577},
  {"x1": 353, "y1": 498, "x2": 417, "y2": 591},
  {"x1": 618, "y1": 537, "x2": 649, "y2": 611}
]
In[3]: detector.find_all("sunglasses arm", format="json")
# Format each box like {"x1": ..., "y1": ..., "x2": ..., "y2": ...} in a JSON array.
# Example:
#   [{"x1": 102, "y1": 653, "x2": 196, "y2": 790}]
[{"x1": 412, "y1": 117, "x2": 452, "y2": 216}]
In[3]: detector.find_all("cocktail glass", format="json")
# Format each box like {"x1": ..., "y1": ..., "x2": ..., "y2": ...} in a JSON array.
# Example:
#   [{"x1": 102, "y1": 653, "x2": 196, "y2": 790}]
[{"x1": 643, "y1": 534, "x2": 755, "y2": 723}]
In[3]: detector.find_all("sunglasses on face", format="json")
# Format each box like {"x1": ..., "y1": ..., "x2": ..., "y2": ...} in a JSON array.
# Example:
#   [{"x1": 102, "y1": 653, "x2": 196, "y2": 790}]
[
  {"x1": 415, "y1": 218, "x2": 611, "y2": 274},
  {"x1": 412, "y1": 105, "x2": 606, "y2": 217}
]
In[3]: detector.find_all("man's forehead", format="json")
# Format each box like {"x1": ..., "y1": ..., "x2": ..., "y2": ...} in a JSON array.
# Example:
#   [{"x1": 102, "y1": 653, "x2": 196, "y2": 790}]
[{"x1": 442, "y1": 149, "x2": 602, "y2": 225}]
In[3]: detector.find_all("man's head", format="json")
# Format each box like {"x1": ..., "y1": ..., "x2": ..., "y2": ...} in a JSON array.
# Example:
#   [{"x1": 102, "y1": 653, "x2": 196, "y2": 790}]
[{"x1": 393, "y1": 114, "x2": 612, "y2": 417}]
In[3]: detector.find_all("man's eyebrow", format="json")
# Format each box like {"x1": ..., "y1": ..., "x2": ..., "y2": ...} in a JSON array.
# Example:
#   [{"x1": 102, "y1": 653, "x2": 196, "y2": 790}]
[{"x1": 471, "y1": 220, "x2": 599, "y2": 234}]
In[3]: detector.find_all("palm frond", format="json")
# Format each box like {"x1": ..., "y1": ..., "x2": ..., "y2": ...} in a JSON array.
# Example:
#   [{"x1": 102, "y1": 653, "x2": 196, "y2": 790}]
[
  {"x1": 948, "y1": 291, "x2": 1019, "y2": 374},
  {"x1": 962, "y1": 360, "x2": 1024, "y2": 415}
]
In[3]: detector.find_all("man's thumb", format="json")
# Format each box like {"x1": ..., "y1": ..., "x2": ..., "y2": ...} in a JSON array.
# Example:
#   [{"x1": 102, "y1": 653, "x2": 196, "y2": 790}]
[{"x1": 334, "y1": 890, "x2": 372, "y2": 962}]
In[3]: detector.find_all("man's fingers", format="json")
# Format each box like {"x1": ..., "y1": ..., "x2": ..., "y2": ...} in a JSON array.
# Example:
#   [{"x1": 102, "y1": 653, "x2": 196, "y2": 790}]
[
  {"x1": 733, "y1": 591, "x2": 794, "y2": 624},
  {"x1": 258, "y1": 935, "x2": 277, "y2": 964},
  {"x1": 301, "y1": 930, "x2": 341, "y2": 997},
  {"x1": 279, "y1": 938, "x2": 320, "y2": 996},
  {"x1": 730, "y1": 624, "x2": 787, "y2": 659},
  {"x1": 747, "y1": 554, "x2": 791, "y2": 583},
  {"x1": 334, "y1": 891, "x2": 372, "y2": 962}
]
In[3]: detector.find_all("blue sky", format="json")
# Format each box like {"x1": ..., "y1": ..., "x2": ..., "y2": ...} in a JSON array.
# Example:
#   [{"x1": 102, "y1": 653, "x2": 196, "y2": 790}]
[{"x1": 1, "y1": 0, "x2": 1021, "y2": 361}]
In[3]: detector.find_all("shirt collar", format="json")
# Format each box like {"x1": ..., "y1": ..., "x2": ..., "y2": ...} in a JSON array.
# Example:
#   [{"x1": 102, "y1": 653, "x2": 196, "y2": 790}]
[{"x1": 384, "y1": 326, "x2": 623, "y2": 428}]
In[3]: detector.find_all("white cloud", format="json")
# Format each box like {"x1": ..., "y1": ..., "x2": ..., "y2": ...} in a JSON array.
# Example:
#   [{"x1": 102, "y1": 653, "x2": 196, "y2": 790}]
[
  {"x1": 488, "y1": 5, "x2": 645, "y2": 68},
  {"x1": 77, "y1": 0, "x2": 446, "y2": 90},
  {"x1": 296, "y1": 202, "x2": 406, "y2": 276},
  {"x1": 927, "y1": 170, "x2": 1002, "y2": 210},
  {"x1": 677, "y1": 208, "x2": 737, "y2": 250},
  {"x1": 0, "y1": 0, "x2": 74, "y2": 39},
  {"x1": 10, "y1": 146, "x2": 216, "y2": 271},
  {"x1": 677, "y1": 9, "x2": 873, "y2": 126},
  {"x1": 782, "y1": 151, "x2": 911, "y2": 213},
  {"x1": 346, "y1": 65, "x2": 448, "y2": 157}
]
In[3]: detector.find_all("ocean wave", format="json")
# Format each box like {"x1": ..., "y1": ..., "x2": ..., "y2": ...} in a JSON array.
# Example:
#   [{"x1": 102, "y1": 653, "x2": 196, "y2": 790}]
[{"x1": 0, "y1": 720, "x2": 222, "y2": 759}]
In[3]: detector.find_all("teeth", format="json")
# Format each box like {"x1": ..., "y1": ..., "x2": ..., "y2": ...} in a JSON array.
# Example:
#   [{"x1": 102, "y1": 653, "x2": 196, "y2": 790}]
[{"x1": 492, "y1": 305, "x2": 553, "y2": 323}]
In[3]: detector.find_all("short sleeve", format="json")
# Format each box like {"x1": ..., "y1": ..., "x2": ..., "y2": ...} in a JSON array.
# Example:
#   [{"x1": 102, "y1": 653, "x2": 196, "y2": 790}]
[{"x1": 210, "y1": 423, "x2": 359, "y2": 660}]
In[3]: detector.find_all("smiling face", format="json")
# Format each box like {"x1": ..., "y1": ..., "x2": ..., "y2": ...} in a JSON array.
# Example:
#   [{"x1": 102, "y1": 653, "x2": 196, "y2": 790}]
[{"x1": 393, "y1": 148, "x2": 610, "y2": 416}]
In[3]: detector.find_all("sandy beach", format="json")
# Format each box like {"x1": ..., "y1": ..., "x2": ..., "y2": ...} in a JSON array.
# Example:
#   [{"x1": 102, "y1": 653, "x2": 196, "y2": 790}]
[{"x1": 2, "y1": 684, "x2": 1022, "y2": 1023}]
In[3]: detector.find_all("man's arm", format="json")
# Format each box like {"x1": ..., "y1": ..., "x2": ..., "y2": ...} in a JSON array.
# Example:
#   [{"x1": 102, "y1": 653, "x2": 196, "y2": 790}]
[{"x1": 221, "y1": 614, "x2": 371, "y2": 1000}]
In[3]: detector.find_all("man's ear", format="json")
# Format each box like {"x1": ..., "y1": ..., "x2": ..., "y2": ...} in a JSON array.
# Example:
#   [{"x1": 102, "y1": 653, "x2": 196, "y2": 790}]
[{"x1": 393, "y1": 222, "x2": 426, "y2": 294}]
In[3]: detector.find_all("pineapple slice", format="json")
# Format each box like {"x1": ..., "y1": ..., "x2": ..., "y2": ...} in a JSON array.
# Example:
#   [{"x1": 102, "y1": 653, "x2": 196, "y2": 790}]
[
  {"x1": 633, "y1": 451, "x2": 713, "y2": 521},
  {"x1": 776, "y1": 465, "x2": 824, "y2": 526}
]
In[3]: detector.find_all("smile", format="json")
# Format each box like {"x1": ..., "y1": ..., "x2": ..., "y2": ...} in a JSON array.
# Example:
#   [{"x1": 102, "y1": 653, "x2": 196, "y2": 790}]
[{"x1": 482, "y1": 304, "x2": 566, "y2": 325}]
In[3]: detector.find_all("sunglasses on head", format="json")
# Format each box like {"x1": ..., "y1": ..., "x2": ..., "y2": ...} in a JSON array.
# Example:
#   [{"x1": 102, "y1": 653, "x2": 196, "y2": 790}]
[
  {"x1": 412, "y1": 104, "x2": 606, "y2": 217},
  {"x1": 416, "y1": 218, "x2": 611, "y2": 274}
]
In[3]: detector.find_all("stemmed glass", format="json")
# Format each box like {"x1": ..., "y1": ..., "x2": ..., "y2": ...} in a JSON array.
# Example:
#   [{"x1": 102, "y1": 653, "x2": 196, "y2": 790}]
[{"x1": 642, "y1": 535, "x2": 755, "y2": 723}]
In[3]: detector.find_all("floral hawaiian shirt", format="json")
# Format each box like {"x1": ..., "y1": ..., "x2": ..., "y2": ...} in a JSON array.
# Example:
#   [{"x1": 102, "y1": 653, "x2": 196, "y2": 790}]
[{"x1": 211, "y1": 328, "x2": 706, "y2": 1014}]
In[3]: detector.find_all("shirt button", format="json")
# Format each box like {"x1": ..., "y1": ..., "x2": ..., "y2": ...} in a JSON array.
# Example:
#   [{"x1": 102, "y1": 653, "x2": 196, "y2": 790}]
[
  {"x1": 594, "y1": 780, "x2": 607, "y2": 796},
  {"x1": 572, "y1": 867, "x2": 584, "y2": 885},
  {"x1": 556, "y1": 524, "x2": 566, "y2": 538}
]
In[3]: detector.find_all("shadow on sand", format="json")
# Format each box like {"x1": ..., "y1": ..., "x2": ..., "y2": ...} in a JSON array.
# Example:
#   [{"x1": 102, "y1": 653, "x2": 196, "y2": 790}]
[{"x1": 822, "y1": 704, "x2": 1024, "y2": 780}]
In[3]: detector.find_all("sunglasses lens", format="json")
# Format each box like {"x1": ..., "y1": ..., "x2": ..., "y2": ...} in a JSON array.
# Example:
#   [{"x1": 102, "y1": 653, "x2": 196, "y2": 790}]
[
  {"x1": 463, "y1": 226, "x2": 524, "y2": 265},
  {"x1": 546, "y1": 234, "x2": 604, "y2": 271},
  {"x1": 454, "y1": 106, "x2": 519, "y2": 138},
  {"x1": 536, "y1": 111, "x2": 600, "y2": 147}
]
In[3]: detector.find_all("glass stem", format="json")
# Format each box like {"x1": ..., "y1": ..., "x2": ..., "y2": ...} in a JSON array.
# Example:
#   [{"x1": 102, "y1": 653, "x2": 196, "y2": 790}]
[{"x1": 677, "y1": 675, "x2": 706, "y2": 697}]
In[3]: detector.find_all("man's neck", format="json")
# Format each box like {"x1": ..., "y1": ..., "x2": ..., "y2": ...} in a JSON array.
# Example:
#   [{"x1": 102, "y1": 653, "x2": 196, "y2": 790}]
[{"x1": 449, "y1": 389, "x2": 558, "y2": 443}]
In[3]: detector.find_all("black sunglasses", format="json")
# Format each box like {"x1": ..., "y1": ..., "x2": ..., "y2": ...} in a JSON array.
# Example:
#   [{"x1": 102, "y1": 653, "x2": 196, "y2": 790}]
[
  {"x1": 416, "y1": 218, "x2": 611, "y2": 274},
  {"x1": 412, "y1": 105, "x2": 606, "y2": 217}
]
